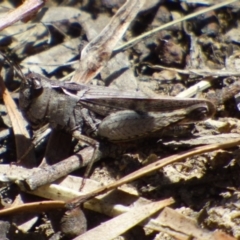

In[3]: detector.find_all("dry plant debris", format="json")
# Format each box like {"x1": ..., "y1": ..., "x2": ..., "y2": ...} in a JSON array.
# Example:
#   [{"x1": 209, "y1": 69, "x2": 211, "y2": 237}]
[{"x1": 1, "y1": 0, "x2": 240, "y2": 239}]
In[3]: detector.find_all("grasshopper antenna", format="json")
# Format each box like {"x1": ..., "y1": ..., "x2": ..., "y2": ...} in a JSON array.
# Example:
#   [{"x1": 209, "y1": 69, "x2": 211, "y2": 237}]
[
  {"x1": 0, "y1": 51, "x2": 37, "y2": 163},
  {"x1": 0, "y1": 51, "x2": 27, "y2": 83}
]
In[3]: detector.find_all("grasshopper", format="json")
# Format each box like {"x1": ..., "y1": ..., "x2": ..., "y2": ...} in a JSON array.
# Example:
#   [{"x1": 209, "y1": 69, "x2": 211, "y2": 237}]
[{"x1": 19, "y1": 72, "x2": 216, "y2": 167}]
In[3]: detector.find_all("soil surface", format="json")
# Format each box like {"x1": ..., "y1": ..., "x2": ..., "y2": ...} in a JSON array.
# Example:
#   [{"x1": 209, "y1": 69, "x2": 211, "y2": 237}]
[{"x1": 1, "y1": 0, "x2": 240, "y2": 239}]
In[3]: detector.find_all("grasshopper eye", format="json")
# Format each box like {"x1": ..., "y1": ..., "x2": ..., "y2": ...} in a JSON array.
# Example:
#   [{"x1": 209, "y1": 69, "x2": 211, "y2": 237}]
[
  {"x1": 32, "y1": 78, "x2": 42, "y2": 90},
  {"x1": 25, "y1": 76, "x2": 43, "y2": 97}
]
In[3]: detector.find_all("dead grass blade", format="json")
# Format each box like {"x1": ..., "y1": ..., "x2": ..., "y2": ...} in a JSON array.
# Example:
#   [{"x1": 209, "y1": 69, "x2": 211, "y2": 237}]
[
  {"x1": 153, "y1": 207, "x2": 237, "y2": 240},
  {"x1": 71, "y1": 0, "x2": 145, "y2": 84},
  {"x1": 115, "y1": 0, "x2": 238, "y2": 52},
  {"x1": 0, "y1": 200, "x2": 65, "y2": 216},
  {"x1": 0, "y1": 75, "x2": 35, "y2": 167},
  {"x1": 74, "y1": 198, "x2": 174, "y2": 240},
  {"x1": 0, "y1": 0, "x2": 45, "y2": 31}
]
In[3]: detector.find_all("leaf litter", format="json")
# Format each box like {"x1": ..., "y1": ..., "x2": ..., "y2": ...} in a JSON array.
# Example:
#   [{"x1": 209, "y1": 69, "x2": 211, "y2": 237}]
[{"x1": 1, "y1": 0, "x2": 240, "y2": 239}]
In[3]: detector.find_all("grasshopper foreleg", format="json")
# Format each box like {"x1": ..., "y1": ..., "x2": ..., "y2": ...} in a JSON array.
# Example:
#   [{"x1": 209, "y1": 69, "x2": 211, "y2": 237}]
[
  {"x1": 72, "y1": 130, "x2": 100, "y2": 188},
  {"x1": 80, "y1": 108, "x2": 101, "y2": 136},
  {"x1": 72, "y1": 107, "x2": 102, "y2": 188}
]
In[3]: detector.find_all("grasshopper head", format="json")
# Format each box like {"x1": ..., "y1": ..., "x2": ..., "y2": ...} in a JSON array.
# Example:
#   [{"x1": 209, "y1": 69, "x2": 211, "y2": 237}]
[{"x1": 19, "y1": 73, "x2": 44, "y2": 109}]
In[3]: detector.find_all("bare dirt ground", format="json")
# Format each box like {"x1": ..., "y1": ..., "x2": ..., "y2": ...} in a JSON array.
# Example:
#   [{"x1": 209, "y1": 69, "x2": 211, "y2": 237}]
[{"x1": 1, "y1": 0, "x2": 240, "y2": 239}]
